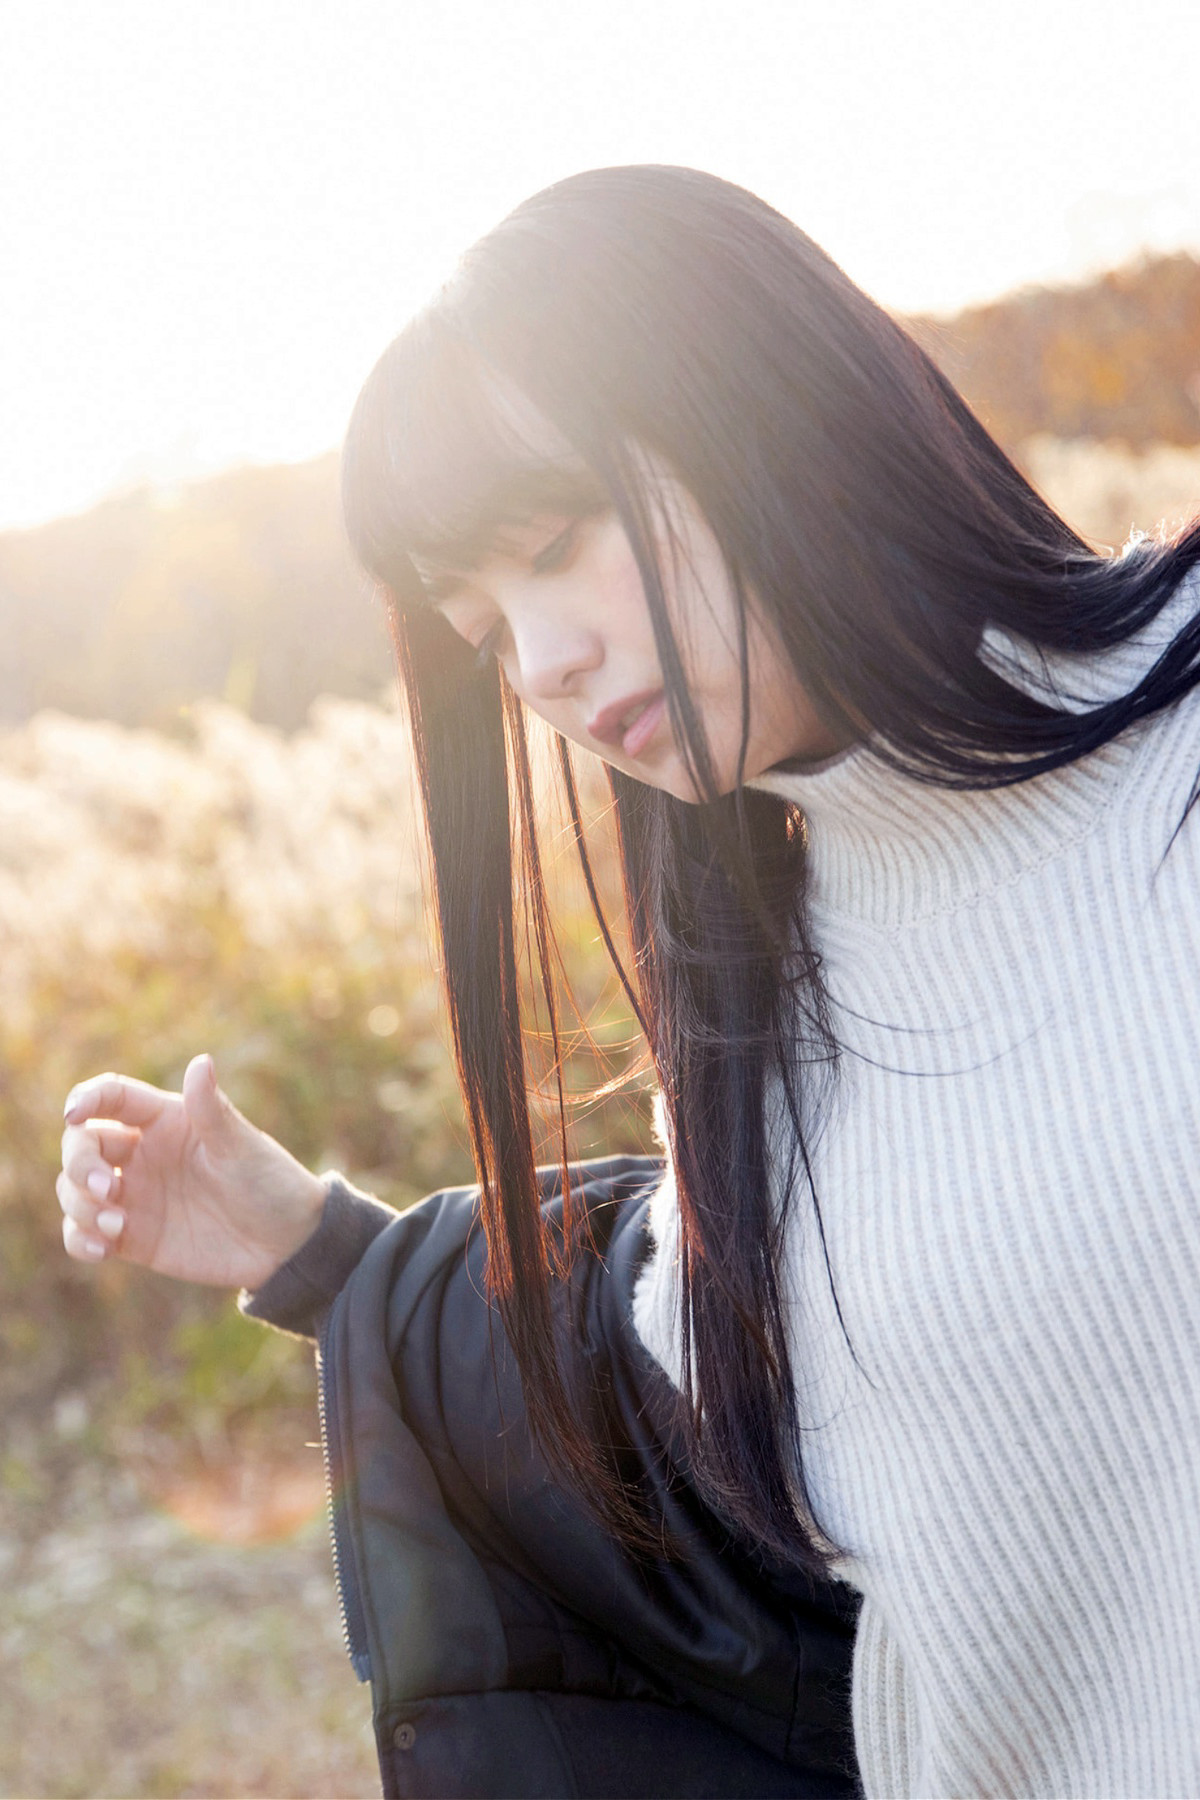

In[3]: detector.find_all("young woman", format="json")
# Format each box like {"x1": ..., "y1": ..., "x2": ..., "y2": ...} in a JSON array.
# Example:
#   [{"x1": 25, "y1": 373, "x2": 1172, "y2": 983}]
[{"x1": 58, "y1": 166, "x2": 1200, "y2": 1797}]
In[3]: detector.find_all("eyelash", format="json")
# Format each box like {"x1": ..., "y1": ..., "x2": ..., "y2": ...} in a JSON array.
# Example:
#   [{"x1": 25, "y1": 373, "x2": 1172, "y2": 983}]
[{"x1": 530, "y1": 518, "x2": 580, "y2": 574}]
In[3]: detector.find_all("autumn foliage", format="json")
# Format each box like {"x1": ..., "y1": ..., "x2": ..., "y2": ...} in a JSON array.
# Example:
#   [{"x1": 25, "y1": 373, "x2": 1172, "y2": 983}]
[{"x1": 908, "y1": 251, "x2": 1200, "y2": 451}]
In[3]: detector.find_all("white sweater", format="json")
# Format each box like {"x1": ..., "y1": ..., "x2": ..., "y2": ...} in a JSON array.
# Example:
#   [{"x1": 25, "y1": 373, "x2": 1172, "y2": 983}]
[{"x1": 634, "y1": 568, "x2": 1200, "y2": 1797}]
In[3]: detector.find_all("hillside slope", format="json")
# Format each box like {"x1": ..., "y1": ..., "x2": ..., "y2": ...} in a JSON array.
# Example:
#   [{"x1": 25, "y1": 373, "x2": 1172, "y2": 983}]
[{"x1": 0, "y1": 456, "x2": 389, "y2": 730}]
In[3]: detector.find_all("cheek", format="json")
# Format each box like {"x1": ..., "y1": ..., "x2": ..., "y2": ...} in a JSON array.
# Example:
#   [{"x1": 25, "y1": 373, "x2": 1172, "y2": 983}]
[{"x1": 592, "y1": 525, "x2": 654, "y2": 640}]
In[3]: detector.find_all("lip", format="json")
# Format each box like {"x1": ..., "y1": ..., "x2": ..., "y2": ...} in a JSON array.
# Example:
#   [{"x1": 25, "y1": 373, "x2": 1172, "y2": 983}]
[
  {"x1": 586, "y1": 688, "x2": 665, "y2": 755},
  {"x1": 621, "y1": 693, "x2": 666, "y2": 758}
]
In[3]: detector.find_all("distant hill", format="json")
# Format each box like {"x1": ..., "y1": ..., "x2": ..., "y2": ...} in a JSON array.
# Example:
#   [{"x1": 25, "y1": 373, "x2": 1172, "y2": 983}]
[
  {"x1": 1, "y1": 253, "x2": 1198, "y2": 731},
  {"x1": 908, "y1": 252, "x2": 1200, "y2": 450},
  {"x1": 0, "y1": 456, "x2": 388, "y2": 731}
]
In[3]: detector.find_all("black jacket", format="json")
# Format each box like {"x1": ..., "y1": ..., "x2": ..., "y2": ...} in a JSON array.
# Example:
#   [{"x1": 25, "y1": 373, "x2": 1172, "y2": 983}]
[{"x1": 252, "y1": 1155, "x2": 859, "y2": 1798}]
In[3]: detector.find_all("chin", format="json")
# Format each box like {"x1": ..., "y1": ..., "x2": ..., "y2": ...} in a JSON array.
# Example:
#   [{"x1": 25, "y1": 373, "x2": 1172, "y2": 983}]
[
  {"x1": 634, "y1": 761, "x2": 740, "y2": 805},
  {"x1": 605, "y1": 737, "x2": 751, "y2": 803}
]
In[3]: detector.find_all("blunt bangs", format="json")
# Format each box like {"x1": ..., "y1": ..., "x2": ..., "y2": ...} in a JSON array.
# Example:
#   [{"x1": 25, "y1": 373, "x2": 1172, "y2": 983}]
[{"x1": 342, "y1": 310, "x2": 609, "y2": 604}]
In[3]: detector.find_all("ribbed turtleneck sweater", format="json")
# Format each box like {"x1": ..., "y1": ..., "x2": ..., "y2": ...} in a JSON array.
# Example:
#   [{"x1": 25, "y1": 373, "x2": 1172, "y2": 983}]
[{"x1": 633, "y1": 569, "x2": 1200, "y2": 1798}]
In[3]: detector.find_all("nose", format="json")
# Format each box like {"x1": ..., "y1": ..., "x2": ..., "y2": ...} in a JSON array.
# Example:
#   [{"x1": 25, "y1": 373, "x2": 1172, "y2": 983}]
[{"x1": 508, "y1": 613, "x2": 604, "y2": 702}]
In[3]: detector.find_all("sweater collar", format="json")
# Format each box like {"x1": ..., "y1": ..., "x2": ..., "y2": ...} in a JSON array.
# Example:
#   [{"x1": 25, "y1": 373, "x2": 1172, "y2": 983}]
[{"x1": 748, "y1": 579, "x2": 1195, "y2": 932}]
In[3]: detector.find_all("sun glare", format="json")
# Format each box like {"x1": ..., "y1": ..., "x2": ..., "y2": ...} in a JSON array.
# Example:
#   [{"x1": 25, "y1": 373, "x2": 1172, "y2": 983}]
[{"x1": 2, "y1": 0, "x2": 1198, "y2": 532}]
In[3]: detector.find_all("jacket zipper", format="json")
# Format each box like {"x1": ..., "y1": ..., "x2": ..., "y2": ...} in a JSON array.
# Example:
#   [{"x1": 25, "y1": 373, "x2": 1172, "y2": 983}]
[{"x1": 317, "y1": 1314, "x2": 372, "y2": 1683}]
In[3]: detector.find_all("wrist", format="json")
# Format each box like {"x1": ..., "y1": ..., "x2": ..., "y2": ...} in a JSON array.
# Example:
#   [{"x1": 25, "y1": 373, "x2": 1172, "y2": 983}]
[
  {"x1": 241, "y1": 1173, "x2": 397, "y2": 1336},
  {"x1": 277, "y1": 1169, "x2": 330, "y2": 1263}
]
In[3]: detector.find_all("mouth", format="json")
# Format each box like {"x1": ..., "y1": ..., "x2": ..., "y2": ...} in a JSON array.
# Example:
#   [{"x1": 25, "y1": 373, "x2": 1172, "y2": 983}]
[{"x1": 587, "y1": 689, "x2": 666, "y2": 757}]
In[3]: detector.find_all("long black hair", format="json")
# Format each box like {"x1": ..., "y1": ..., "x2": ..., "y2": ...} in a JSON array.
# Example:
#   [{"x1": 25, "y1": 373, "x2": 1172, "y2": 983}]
[{"x1": 342, "y1": 164, "x2": 1200, "y2": 1570}]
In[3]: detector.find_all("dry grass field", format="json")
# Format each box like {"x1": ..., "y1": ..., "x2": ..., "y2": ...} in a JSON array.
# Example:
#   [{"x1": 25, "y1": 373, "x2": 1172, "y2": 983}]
[
  {"x1": 1021, "y1": 434, "x2": 1200, "y2": 550},
  {"x1": 0, "y1": 690, "x2": 641, "y2": 1798},
  {"x1": 0, "y1": 1459, "x2": 378, "y2": 1798}
]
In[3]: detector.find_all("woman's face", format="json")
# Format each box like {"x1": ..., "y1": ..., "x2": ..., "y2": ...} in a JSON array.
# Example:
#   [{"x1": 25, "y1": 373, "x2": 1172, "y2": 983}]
[{"x1": 421, "y1": 478, "x2": 846, "y2": 802}]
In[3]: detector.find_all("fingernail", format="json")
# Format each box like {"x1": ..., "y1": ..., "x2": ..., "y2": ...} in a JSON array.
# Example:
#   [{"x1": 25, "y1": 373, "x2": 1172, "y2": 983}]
[
  {"x1": 80, "y1": 1238, "x2": 106, "y2": 1260},
  {"x1": 63, "y1": 1090, "x2": 80, "y2": 1119},
  {"x1": 96, "y1": 1209, "x2": 125, "y2": 1240},
  {"x1": 87, "y1": 1170, "x2": 112, "y2": 1201}
]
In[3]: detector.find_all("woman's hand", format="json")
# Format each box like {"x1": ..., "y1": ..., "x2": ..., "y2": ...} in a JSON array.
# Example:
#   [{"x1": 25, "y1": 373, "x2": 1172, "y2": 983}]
[{"x1": 57, "y1": 1054, "x2": 327, "y2": 1292}]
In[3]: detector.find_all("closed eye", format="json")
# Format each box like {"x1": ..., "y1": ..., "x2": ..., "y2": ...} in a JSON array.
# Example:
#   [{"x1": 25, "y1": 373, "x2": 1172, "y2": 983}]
[
  {"x1": 417, "y1": 524, "x2": 575, "y2": 614},
  {"x1": 531, "y1": 519, "x2": 581, "y2": 574}
]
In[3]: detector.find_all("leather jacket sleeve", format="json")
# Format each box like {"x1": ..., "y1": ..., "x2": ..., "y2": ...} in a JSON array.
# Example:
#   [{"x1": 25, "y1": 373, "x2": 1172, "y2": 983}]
[{"x1": 309, "y1": 1154, "x2": 859, "y2": 1799}]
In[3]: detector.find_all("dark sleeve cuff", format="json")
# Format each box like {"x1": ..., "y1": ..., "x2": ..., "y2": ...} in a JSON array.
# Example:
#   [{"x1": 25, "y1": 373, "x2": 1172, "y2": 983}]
[{"x1": 238, "y1": 1174, "x2": 399, "y2": 1339}]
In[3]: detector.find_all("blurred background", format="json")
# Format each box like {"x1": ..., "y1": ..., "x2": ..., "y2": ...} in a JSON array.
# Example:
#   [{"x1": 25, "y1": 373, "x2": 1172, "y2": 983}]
[{"x1": 2, "y1": 1, "x2": 1199, "y2": 1793}]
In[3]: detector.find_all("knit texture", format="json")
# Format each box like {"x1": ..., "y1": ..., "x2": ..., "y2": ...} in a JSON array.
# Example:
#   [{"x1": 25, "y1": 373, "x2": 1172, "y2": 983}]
[{"x1": 633, "y1": 569, "x2": 1200, "y2": 1797}]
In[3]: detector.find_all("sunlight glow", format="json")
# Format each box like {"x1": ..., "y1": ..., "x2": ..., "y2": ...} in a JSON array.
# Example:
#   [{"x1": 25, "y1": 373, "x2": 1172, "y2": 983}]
[{"x1": 3, "y1": 0, "x2": 1198, "y2": 531}]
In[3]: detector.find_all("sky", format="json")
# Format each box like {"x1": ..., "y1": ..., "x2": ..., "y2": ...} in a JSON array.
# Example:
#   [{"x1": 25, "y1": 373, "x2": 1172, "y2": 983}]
[{"x1": 3, "y1": 0, "x2": 1199, "y2": 532}]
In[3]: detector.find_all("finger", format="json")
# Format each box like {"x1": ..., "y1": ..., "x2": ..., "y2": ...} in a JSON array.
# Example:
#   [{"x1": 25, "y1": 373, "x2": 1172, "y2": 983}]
[
  {"x1": 62, "y1": 1212, "x2": 109, "y2": 1263},
  {"x1": 61, "y1": 1122, "x2": 140, "y2": 1184},
  {"x1": 63, "y1": 1072, "x2": 172, "y2": 1129},
  {"x1": 56, "y1": 1170, "x2": 126, "y2": 1241},
  {"x1": 58, "y1": 1148, "x2": 124, "y2": 1208}
]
